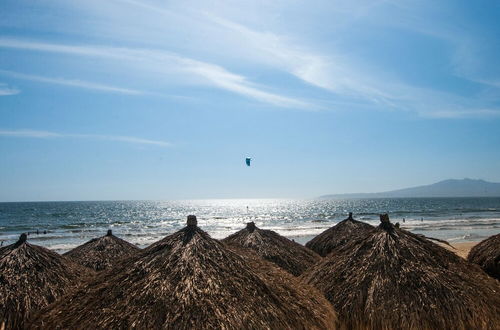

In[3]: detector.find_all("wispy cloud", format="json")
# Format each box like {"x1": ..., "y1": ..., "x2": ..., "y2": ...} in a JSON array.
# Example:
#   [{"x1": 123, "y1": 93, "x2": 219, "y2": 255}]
[
  {"x1": 468, "y1": 78, "x2": 500, "y2": 92},
  {"x1": 0, "y1": 70, "x2": 144, "y2": 95},
  {"x1": 363, "y1": 1, "x2": 500, "y2": 93},
  {"x1": 205, "y1": 15, "x2": 394, "y2": 104},
  {"x1": 205, "y1": 13, "x2": 500, "y2": 118},
  {"x1": 0, "y1": 38, "x2": 311, "y2": 108},
  {"x1": 422, "y1": 109, "x2": 500, "y2": 119},
  {"x1": 176, "y1": 58, "x2": 312, "y2": 108},
  {"x1": 0, "y1": 129, "x2": 172, "y2": 147},
  {"x1": 117, "y1": 0, "x2": 177, "y2": 18},
  {"x1": 0, "y1": 83, "x2": 20, "y2": 96},
  {"x1": 1, "y1": 2, "x2": 498, "y2": 117},
  {"x1": 69, "y1": 134, "x2": 172, "y2": 146},
  {"x1": 56, "y1": 1, "x2": 398, "y2": 108},
  {"x1": 0, "y1": 129, "x2": 60, "y2": 138}
]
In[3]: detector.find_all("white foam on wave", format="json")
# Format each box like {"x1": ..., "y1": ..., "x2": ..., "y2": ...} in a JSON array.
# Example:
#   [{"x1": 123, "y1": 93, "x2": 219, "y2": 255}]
[
  {"x1": 3, "y1": 199, "x2": 500, "y2": 251},
  {"x1": 50, "y1": 243, "x2": 80, "y2": 253},
  {"x1": 402, "y1": 217, "x2": 500, "y2": 231}
]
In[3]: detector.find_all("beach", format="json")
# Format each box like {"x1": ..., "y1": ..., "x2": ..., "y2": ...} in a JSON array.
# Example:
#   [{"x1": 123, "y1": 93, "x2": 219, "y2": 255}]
[
  {"x1": 2, "y1": 212, "x2": 499, "y2": 329},
  {"x1": 3, "y1": 0, "x2": 500, "y2": 327},
  {"x1": 446, "y1": 241, "x2": 478, "y2": 259}
]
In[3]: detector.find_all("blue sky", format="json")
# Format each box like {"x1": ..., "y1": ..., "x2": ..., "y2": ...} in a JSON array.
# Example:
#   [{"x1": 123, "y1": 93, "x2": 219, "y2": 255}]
[{"x1": 1, "y1": 0, "x2": 500, "y2": 201}]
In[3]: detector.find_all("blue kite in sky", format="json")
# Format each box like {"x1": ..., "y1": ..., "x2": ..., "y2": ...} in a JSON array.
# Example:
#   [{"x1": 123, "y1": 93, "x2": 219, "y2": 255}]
[{"x1": 245, "y1": 157, "x2": 251, "y2": 166}]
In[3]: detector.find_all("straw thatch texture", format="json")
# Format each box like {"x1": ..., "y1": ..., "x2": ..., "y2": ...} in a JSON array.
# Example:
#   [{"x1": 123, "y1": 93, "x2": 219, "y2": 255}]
[
  {"x1": 468, "y1": 233, "x2": 500, "y2": 280},
  {"x1": 301, "y1": 214, "x2": 500, "y2": 330},
  {"x1": 64, "y1": 230, "x2": 140, "y2": 271},
  {"x1": 305, "y1": 213, "x2": 373, "y2": 257},
  {"x1": 222, "y1": 222, "x2": 321, "y2": 276},
  {"x1": 0, "y1": 234, "x2": 92, "y2": 330},
  {"x1": 31, "y1": 217, "x2": 338, "y2": 329}
]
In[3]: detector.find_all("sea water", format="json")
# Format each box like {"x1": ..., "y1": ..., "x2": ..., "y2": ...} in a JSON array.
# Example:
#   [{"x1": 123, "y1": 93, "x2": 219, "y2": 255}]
[{"x1": 1, "y1": 198, "x2": 499, "y2": 253}]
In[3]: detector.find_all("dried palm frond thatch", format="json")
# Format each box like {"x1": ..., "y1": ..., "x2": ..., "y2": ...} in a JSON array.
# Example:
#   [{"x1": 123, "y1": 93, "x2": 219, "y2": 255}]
[
  {"x1": 305, "y1": 212, "x2": 373, "y2": 256},
  {"x1": 31, "y1": 215, "x2": 338, "y2": 329},
  {"x1": 222, "y1": 222, "x2": 321, "y2": 276},
  {"x1": 0, "y1": 234, "x2": 92, "y2": 330},
  {"x1": 64, "y1": 229, "x2": 140, "y2": 271},
  {"x1": 468, "y1": 233, "x2": 500, "y2": 280},
  {"x1": 301, "y1": 214, "x2": 500, "y2": 330}
]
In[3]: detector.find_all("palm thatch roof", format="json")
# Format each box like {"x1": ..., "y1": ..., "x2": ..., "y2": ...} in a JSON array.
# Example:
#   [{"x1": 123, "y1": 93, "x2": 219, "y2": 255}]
[
  {"x1": 31, "y1": 215, "x2": 338, "y2": 329},
  {"x1": 305, "y1": 212, "x2": 373, "y2": 256},
  {"x1": 222, "y1": 222, "x2": 321, "y2": 276},
  {"x1": 0, "y1": 234, "x2": 92, "y2": 330},
  {"x1": 468, "y1": 233, "x2": 500, "y2": 280},
  {"x1": 301, "y1": 214, "x2": 500, "y2": 330},
  {"x1": 64, "y1": 229, "x2": 140, "y2": 271}
]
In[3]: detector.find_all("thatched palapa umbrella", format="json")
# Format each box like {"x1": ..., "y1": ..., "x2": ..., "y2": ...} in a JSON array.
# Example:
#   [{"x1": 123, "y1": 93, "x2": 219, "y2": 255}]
[
  {"x1": 64, "y1": 229, "x2": 140, "y2": 271},
  {"x1": 222, "y1": 221, "x2": 321, "y2": 276},
  {"x1": 468, "y1": 233, "x2": 500, "y2": 280},
  {"x1": 31, "y1": 215, "x2": 338, "y2": 329},
  {"x1": 305, "y1": 212, "x2": 373, "y2": 256},
  {"x1": 0, "y1": 233, "x2": 92, "y2": 330},
  {"x1": 301, "y1": 214, "x2": 500, "y2": 330}
]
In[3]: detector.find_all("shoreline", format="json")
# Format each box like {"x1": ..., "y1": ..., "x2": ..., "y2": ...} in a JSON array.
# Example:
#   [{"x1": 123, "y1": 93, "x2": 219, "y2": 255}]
[{"x1": 2, "y1": 199, "x2": 499, "y2": 253}]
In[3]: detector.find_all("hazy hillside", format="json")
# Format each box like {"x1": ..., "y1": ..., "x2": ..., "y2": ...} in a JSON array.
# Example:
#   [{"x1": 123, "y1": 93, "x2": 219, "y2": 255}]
[{"x1": 320, "y1": 179, "x2": 500, "y2": 198}]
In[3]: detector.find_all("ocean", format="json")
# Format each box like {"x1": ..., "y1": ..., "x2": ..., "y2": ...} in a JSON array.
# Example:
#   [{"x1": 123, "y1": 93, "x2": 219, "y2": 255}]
[{"x1": 1, "y1": 198, "x2": 499, "y2": 253}]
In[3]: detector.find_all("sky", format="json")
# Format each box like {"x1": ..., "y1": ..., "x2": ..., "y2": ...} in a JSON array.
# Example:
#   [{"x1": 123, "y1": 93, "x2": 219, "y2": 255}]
[{"x1": 1, "y1": 0, "x2": 500, "y2": 201}]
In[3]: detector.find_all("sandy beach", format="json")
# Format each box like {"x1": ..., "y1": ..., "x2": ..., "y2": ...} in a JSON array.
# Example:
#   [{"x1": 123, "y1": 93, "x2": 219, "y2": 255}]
[{"x1": 443, "y1": 241, "x2": 478, "y2": 259}]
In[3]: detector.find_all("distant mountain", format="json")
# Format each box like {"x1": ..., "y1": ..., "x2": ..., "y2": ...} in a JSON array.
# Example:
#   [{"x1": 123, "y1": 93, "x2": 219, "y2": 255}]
[{"x1": 320, "y1": 179, "x2": 500, "y2": 199}]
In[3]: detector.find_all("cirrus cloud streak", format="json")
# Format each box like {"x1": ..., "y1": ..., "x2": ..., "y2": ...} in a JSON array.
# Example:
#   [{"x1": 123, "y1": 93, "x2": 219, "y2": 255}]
[{"x1": 0, "y1": 129, "x2": 172, "y2": 147}]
